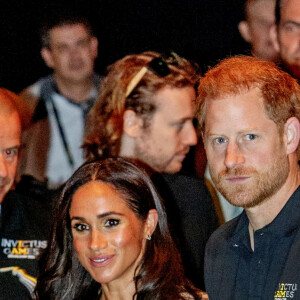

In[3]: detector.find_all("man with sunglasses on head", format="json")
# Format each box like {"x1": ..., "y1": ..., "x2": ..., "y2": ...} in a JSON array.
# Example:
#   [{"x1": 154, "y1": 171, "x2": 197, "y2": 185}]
[
  {"x1": 84, "y1": 51, "x2": 219, "y2": 290},
  {"x1": 18, "y1": 12, "x2": 100, "y2": 189},
  {"x1": 0, "y1": 89, "x2": 49, "y2": 299}
]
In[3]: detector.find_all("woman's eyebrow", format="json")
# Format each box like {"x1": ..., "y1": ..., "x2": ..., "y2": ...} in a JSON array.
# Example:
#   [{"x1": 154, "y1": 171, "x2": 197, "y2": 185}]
[{"x1": 70, "y1": 212, "x2": 124, "y2": 221}]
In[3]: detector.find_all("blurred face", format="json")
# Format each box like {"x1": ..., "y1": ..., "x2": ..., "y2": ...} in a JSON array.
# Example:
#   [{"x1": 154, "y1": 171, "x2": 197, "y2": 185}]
[
  {"x1": 0, "y1": 111, "x2": 21, "y2": 204},
  {"x1": 42, "y1": 24, "x2": 98, "y2": 84},
  {"x1": 247, "y1": 0, "x2": 278, "y2": 61},
  {"x1": 70, "y1": 181, "x2": 147, "y2": 286},
  {"x1": 134, "y1": 86, "x2": 197, "y2": 173},
  {"x1": 203, "y1": 88, "x2": 289, "y2": 208},
  {"x1": 276, "y1": 0, "x2": 300, "y2": 78}
]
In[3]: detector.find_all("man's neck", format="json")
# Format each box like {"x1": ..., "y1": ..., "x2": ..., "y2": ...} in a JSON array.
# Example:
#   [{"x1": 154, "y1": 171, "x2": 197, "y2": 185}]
[
  {"x1": 54, "y1": 74, "x2": 94, "y2": 103},
  {"x1": 246, "y1": 157, "x2": 300, "y2": 231}
]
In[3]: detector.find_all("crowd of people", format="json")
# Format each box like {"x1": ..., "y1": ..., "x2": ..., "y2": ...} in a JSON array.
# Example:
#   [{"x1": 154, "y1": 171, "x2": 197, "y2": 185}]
[{"x1": 1, "y1": 0, "x2": 300, "y2": 299}]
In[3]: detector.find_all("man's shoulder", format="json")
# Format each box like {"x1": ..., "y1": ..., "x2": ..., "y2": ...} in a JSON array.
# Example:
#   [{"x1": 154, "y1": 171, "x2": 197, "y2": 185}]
[
  {"x1": 153, "y1": 172, "x2": 214, "y2": 211},
  {"x1": 154, "y1": 171, "x2": 220, "y2": 229},
  {"x1": 2, "y1": 190, "x2": 52, "y2": 232},
  {"x1": 19, "y1": 75, "x2": 54, "y2": 111},
  {"x1": 161, "y1": 172, "x2": 209, "y2": 194}
]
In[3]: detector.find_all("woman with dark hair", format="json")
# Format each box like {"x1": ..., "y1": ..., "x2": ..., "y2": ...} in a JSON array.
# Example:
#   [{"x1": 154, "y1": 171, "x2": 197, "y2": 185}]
[{"x1": 35, "y1": 158, "x2": 206, "y2": 299}]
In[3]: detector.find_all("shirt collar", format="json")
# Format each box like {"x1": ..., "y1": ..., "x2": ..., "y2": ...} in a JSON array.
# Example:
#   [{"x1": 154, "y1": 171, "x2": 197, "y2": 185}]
[{"x1": 230, "y1": 185, "x2": 300, "y2": 246}]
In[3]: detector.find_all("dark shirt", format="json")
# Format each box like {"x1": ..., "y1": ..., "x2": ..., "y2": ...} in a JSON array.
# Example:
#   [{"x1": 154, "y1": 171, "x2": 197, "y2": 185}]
[
  {"x1": 152, "y1": 172, "x2": 219, "y2": 290},
  {"x1": 0, "y1": 190, "x2": 50, "y2": 299},
  {"x1": 204, "y1": 186, "x2": 300, "y2": 300}
]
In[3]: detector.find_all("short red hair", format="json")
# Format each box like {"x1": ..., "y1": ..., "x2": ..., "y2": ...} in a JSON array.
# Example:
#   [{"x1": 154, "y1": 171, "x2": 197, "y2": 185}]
[{"x1": 196, "y1": 56, "x2": 300, "y2": 136}]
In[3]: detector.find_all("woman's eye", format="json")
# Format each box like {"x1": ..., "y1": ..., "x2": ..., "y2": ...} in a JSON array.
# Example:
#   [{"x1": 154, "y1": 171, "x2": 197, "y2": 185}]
[
  {"x1": 73, "y1": 223, "x2": 89, "y2": 232},
  {"x1": 104, "y1": 219, "x2": 119, "y2": 227}
]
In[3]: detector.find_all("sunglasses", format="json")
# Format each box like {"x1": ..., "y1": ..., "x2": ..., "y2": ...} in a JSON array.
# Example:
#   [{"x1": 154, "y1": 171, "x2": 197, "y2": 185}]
[{"x1": 125, "y1": 56, "x2": 172, "y2": 97}]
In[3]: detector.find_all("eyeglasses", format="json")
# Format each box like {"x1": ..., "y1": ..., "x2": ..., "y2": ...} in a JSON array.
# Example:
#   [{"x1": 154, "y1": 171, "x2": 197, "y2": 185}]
[{"x1": 125, "y1": 56, "x2": 171, "y2": 97}]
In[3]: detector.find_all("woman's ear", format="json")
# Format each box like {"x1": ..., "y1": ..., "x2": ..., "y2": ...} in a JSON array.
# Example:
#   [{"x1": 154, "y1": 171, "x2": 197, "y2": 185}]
[
  {"x1": 284, "y1": 117, "x2": 300, "y2": 155},
  {"x1": 144, "y1": 209, "x2": 158, "y2": 239},
  {"x1": 123, "y1": 110, "x2": 143, "y2": 137}
]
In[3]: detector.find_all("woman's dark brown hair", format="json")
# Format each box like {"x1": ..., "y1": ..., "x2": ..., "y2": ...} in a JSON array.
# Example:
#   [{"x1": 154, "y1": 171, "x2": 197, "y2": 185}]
[{"x1": 35, "y1": 158, "x2": 202, "y2": 299}]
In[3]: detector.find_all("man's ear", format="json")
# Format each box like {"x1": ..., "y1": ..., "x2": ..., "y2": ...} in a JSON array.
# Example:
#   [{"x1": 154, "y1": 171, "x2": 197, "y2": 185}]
[
  {"x1": 41, "y1": 47, "x2": 54, "y2": 69},
  {"x1": 123, "y1": 110, "x2": 143, "y2": 137},
  {"x1": 270, "y1": 25, "x2": 280, "y2": 52},
  {"x1": 90, "y1": 36, "x2": 98, "y2": 59},
  {"x1": 144, "y1": 209, "x2": 158, "y2": 238},
  {"x1": 238, "y1": 21, "x2": 252, "y2": 43},
  {"x1": 284, "y1": 117, "x2": 300, "y2": 155}
]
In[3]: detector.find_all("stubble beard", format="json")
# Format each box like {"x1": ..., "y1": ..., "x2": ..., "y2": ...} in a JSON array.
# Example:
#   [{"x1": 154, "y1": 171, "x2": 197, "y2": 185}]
[
  {"x1": 210, "y1": 153, "x2": 290, "y2": 209},
  {"x1": 134, "y1": 138, "x2": 170, "y2": 173}
]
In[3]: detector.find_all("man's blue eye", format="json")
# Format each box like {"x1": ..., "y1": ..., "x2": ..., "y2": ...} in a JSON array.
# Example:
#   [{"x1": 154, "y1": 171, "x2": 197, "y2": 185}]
[
  {"x1": 104, "y1": 219, "x2": 119, "y2": 227},
  {"x1": 245, "y1": 134, "x2": 256, "y2": 141},
  {"x1": 215, "y1": 137, "x2": 226, "y2": 144}
]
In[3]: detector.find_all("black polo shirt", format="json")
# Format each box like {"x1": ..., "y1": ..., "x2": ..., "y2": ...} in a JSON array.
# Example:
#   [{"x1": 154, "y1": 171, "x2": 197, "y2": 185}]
[{"x1": 204, "y1": 186, "x2": 300, "y2": 300}]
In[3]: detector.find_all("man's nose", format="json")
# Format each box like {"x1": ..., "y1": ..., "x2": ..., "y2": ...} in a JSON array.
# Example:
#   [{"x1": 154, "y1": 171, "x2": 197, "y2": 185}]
[
  {"x1": 224, "y1": 142, "x2": 245, "y2": 168},
  {"x1": 182, "y1": 121, "x2": 197, "y2": 146}
]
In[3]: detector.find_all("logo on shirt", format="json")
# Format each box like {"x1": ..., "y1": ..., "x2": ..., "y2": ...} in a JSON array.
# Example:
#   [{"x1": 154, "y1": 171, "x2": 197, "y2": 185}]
[
  {"x1": 274, "y1": 283, "x2": 298, "y2": 299},
  {"x1": 1, "y1": 238, "x2": 47, "y2": 259},
  {"x1": 0, "y1": 266, "x2": 36, "y2": 296}
]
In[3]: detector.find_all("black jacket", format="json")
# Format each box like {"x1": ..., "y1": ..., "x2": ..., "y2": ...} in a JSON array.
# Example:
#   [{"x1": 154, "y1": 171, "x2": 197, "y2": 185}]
[
  {"x1": 152, "y1": 172, "x2": 219, "y2": 290},
  {"x1": 0, "y1": 190, "x2": 51, "y2": 299}
]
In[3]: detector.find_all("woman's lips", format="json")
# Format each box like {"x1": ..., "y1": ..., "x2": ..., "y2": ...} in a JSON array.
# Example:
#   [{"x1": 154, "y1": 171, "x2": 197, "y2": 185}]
[{"x1": 89, "y1": 255, "x2": 114, "y2": 267}]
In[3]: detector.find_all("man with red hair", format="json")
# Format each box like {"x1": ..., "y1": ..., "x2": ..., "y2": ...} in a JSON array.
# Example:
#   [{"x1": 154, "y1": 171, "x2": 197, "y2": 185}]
[{"x1": 197, "y1": 56, "x2": 300, "y2": 299}]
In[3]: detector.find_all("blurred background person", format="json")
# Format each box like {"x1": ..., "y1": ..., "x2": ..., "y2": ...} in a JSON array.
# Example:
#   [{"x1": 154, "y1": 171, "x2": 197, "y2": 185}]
[
  {"x1": 0, "y1": 89, "x2": 50, "y2": 299},
  {"x1": 84, "y1": 51, "x2": 219, "y2": 289},
  {"x1": 18, "y1": 12, "x2": 100, "y2": 189},
  {"x1": 239, "y1": 0, "x2": 279, "y2": 61},
  {"x1": 35, "y1": 158, "x2": 207, "y2": 299},
  {"x1": 271, "y1": 0, "x2": 300, "y2": 80}
]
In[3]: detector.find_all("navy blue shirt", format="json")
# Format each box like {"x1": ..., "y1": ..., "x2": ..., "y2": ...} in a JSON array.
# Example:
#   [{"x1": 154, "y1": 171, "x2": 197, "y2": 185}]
[{"x1": 204, "y1": 186, "x2": 300, "y2": 300}]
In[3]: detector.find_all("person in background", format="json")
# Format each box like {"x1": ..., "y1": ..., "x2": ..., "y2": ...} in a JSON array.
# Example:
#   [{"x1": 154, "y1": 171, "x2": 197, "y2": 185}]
[
  {"x1": 35, "y1": 158, "x2": 207, "y2": 299},
  {"x1": 197, "y1": 56, "x2": 300, "y2": 299},
  {"x1": 239, "y1": 0, "x2": 279, "y2": 62},
  {"x1": 18, "y1": 12, "x2": 100, "y2": 189},
  {"x1": 270, "y1": 0, "x2": 300, "y2": 80},
  {"x1": 84, "y1": 51, "x2": 219, "y2": 289},
  {"x1": 0, "y1": 88, "x2": 50, "y2": 299}
]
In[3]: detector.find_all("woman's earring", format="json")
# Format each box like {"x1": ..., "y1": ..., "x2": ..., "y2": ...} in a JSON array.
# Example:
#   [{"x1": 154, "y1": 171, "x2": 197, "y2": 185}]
[{"x1": 147, "y1": 234, "x2": 152, "y2": 240}]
